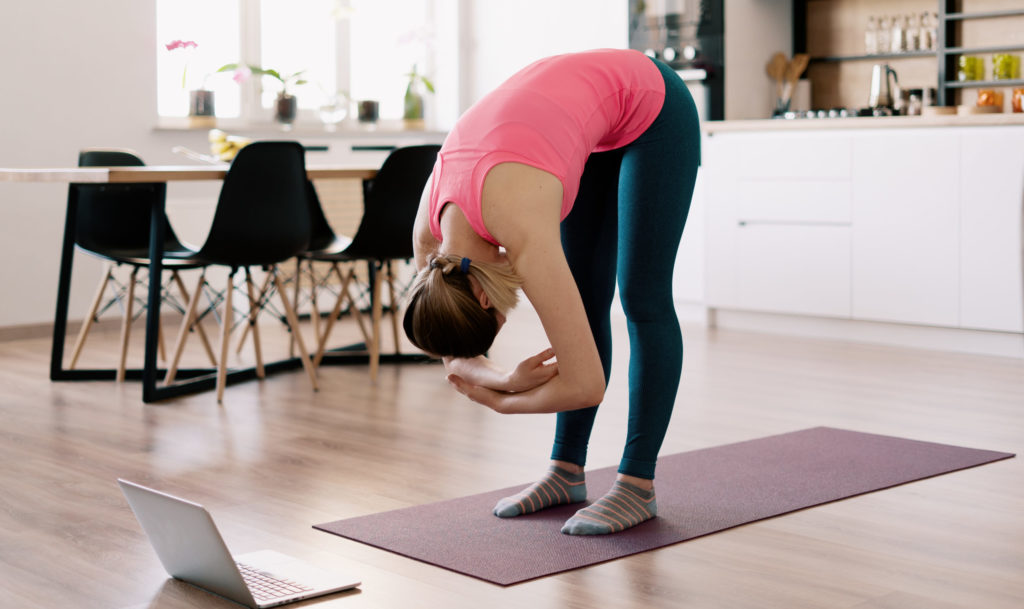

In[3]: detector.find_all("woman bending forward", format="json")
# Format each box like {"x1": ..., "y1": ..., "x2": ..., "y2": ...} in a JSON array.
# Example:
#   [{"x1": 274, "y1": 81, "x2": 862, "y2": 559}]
[{"x1": 404, "y1": 48, "x2": 700, "y2": 535}]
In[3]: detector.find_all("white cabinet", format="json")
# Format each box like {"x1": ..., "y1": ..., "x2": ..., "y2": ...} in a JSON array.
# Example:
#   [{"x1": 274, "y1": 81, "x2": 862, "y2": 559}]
[
  {"x1": 703, "y1": 124, "x2": 1023, "y2": 338},
  {"x1": 959, "y1": 127, "x2": 1024, "y2": 332},
  {"x1": 851, "y1": 131, "x2": 961, "y2": 327},
  {"x1": 734, "y1": 223, "x2": 851, "y2": 317},
  {"x1": 705, "y1": 131, "x2": 853, "y2": 318}
]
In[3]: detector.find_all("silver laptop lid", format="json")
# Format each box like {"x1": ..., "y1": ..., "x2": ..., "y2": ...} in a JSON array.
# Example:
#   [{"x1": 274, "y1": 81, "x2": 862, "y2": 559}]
[{"x1": 118, "y1": 479, "x2": 257, "y2": 607}]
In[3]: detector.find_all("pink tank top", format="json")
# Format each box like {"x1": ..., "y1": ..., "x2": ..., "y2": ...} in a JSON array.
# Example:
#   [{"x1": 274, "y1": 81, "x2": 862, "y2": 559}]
[{"x1": 429, "y1": 49, "x2": 665, "y2": 245}]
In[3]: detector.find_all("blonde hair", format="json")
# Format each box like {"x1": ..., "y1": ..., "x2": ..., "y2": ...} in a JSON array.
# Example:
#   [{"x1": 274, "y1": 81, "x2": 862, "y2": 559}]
[{"x1": 402, "y1": 253, "x2": 523, "y2": 357}]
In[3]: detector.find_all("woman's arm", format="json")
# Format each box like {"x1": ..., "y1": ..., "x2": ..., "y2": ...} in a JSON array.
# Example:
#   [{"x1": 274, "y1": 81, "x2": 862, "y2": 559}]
[
  {"x1": 444, "y1": 348, "x2": 558, "y2": 393},
  {"x1": 412, "y1": 174, "x2": 439, "y2": 270},
  {"x1": 446, "y1": 163, "x2": 606, "y2": 414}
]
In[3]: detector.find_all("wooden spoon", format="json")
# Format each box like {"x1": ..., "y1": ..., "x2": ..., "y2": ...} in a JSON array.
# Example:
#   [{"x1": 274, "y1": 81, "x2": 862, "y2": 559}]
[
  {"x1": 781, "y1": 53, "x2": 810, "y2": 103},
  {"x1": 765, "y1": 52, "x2": 788, "y2": 97}
]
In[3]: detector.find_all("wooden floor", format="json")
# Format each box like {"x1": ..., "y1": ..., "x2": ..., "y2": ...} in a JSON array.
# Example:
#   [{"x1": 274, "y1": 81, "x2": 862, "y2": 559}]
[{"x1": 1, "y1": 304, "x2": 1022, "y2": 609}]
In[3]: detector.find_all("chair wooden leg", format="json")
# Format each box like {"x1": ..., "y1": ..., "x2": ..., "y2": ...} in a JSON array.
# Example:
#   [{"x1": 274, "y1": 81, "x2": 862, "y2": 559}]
[
  {"x1": 68, "y1": 263, "x2": 113, "y2": 369},
  {"x1": 116, "y1": 267, "x2": 139, "y2": 382},
  {"x1": 369, "y1": 262, "x2": 383, "y2": 383},
  {"x1": 165, "y1": 271, "x2": 205, "y2": 384},
  {"x1": 386, "y1": 260, "x2": 401, "y2": 355},
  {"x1": 171, "y1": 271, "x2": 217, "y2": 366},
  {"x1": 271, "y1": 268, "x2": 318, "y2": 391},
  {"x1": 216, "y1": 269, "x2": 235, "y2": 404},
  {"x1": 235, "y1": 271, "x2": 272, "y2": 354},
  {"x1": 313, "y1": 263, "x2": 369, "y2": 367},
  {"x1": 244, "y1": 267, "x2": 265, "y2": 379},
  {"x1": 307, "y1": 261, "x2": 323, "y2": 349},
  {"x1": 289, "y1": 257, "x2": 301, "y2": 358},
  {"x1": 158, "y1": 323, "x2": 167, "y2": 363}
]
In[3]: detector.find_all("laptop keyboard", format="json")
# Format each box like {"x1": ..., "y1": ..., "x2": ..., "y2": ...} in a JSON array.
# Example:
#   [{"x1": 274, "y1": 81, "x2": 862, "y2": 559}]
[{"x1": 236, "y1": 562, "x2": 314, "y2": 602}]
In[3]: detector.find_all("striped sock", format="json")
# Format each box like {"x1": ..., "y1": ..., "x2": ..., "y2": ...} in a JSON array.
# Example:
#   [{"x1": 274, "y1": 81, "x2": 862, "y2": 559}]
[
  {"x1": 493, "y1": 466, "x2": 587, "y2": 518},
  {"x1": 560, "y1": 480, "x2": 657, "y2": 535}
]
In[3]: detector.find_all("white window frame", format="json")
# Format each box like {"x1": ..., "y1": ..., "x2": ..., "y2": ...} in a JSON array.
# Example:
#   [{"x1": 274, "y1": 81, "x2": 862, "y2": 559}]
[{"x1": 158, "y1": 0, "x2": 460, "y2": 131}]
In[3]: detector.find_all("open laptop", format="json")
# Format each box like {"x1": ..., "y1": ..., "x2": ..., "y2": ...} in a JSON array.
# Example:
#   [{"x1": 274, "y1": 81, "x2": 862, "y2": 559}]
[{"x1": 118, "y1": 479, "x2": 360, "y2": 608}]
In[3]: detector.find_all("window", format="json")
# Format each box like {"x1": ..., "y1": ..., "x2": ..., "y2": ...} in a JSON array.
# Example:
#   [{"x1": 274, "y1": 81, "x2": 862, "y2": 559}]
[
  {"x1": 156, "y1": 0, "x2": 242, "y2": 117},
  {"x1": 156, "y1": 0, "x2": 449, "y2": 126}
]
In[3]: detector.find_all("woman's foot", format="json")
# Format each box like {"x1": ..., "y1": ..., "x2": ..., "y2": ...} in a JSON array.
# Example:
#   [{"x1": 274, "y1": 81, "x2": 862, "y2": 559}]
[
  {"x1": 560, "y1": 480, "x2": 657, "y2": 535},
  {"x1": 493, "y1": 465, "x2": 587, "y2": 517}
]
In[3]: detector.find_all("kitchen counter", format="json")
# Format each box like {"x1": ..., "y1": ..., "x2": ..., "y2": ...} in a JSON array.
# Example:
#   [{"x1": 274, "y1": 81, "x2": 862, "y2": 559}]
[{"x1": 704, "y1": 111, "x2": 1024, "y2": 134}]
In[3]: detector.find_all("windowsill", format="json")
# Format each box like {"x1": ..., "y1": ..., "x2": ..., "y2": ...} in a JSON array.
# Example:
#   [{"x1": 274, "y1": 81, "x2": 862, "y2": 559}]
[{"x1": 154, "y1": 116, "x2": 448, "y2": 140}]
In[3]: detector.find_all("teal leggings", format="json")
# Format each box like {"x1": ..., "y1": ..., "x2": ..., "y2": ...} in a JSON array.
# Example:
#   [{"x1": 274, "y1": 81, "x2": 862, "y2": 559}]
[{"x1": 551, "y1": 57, "x2": 700, "y2": 480}]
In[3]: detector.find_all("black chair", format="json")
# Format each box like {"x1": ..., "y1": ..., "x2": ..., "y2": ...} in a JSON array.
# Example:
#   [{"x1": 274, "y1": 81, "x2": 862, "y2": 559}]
[
  {"x1": 164, "y1": 141, "x2": 319, "y2": 402},
  {"x1": 301, "y1": 144, "x2": 440, "y2": 381},
  {"x1": 69, "y1": 149, "x2": 215, "y2": 381}
]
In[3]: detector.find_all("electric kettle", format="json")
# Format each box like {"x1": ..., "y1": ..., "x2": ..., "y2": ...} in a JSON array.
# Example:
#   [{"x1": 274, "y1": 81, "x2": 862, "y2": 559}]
[{"x1": 869, "y1": 64, "x2": 900, "y2": 110}]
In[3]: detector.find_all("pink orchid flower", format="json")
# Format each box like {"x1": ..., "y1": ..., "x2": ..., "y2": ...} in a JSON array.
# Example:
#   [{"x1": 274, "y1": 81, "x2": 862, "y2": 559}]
[
  {"x1": 165, "y1": 40, "x2": 200, "y2": 88},
  {"x1": 165, "y1": 40, "x2": 198, "y2": 51},
  {"x1": 232, "y1": 64, "x2": 252, "y2": 84}
]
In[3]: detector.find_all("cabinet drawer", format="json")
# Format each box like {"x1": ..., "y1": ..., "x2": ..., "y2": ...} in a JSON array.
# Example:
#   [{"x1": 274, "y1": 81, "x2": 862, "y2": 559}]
[
  {"x1": 734, "y1": 179, "x2": 852, "y2": 224},
  {"x1": 735, "y1": 224, "x2": 852, "y2": 318},
  {"x1": 710, "y1": 132, "x2": 852, "y2": 180}
]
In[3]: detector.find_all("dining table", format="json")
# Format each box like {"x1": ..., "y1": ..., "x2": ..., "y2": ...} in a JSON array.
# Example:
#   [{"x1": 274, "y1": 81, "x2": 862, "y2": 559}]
[{"x1": 0, "y1": 163, "x2": 427, "y2": 403}]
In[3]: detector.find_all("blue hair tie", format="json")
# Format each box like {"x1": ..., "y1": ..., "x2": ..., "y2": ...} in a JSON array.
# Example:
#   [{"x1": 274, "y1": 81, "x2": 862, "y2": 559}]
[{"x1": 460, "y1": 257, "x2": 471, "y2": 274}]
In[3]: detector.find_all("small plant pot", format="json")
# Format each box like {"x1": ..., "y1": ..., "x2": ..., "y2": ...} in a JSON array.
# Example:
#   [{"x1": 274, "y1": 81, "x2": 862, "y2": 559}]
[
  {"x1": 357, "y1": 100, "x2": 380, "y2": 124},
  {"x1": 189, "y1": 89, "x2": 216, "y2": 116},
  {"x1": 187, "y1": 90, "x2": 216, "y2": 128},
  {"x1": 275, "y1": 94, "x2": 297, "y2": 125}
]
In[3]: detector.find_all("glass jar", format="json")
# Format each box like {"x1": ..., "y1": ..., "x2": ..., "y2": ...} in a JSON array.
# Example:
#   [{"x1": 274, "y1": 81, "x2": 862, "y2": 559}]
[
  {"x1": 1013, "y1": 88, "x2": 1024, "y2": 113},
  {"x1": 976, "y1": 89, "x2": 1003, "y2": 108},
  {"x1": 906, "y1": 89, "x2": 923, "y2": 116},
  {"x1": 958, "y1": 56, "x2": 984, "y2": 81},
  {"x1": 993, "y1": 54, "x2": 1021, "y2": 80}
]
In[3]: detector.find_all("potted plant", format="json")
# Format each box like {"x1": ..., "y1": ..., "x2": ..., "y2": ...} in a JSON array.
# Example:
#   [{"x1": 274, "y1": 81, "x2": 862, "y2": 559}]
[
  {"x1": 402, "y1": 64, "x2": 435, "y2": 129},
  {"x1": 218, "y1": 63, "x2": 308, "y2": 125},
  {"x1": 166, "y1": 39, "x2": 216, "y2": 127}
]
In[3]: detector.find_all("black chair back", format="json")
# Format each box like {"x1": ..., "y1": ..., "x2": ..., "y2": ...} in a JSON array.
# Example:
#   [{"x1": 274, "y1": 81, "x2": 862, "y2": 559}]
[
  {"x1": 75, "y1": 150, "x2": 188, "y2": 258},
  {"x1": 305, "y1": 179, "x2": 340, "y2": 252},
  {"x1": 340, "y1": 144, "x2": 440, "y2": 260},
  {"x1": 196, "y1": 141, "x2": 311, "y2": 267}
]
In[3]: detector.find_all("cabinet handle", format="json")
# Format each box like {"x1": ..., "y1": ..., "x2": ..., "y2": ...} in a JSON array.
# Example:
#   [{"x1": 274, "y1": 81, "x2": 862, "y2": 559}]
[{"x1": 738, "y1": 220, "x2": 851, "y2": 227}]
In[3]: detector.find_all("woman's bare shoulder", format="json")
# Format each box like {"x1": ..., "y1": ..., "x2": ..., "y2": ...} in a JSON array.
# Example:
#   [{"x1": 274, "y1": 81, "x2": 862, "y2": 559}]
[{"x1": 481, "y1": 162, "x2": 563, "y2": 251}]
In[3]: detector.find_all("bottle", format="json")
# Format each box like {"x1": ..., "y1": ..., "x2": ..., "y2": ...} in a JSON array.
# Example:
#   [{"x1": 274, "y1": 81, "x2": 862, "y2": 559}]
[
  {"x1": 877, "y1": 16, "x2": 891, "y2": 55},
  {"x1": 930, "y1": 13, "x2": 939, "y2": 51},
  {"x1": 907, "y1": 14, "x2": 920, "y2": 51},
  {"x1": 890, "y1": 15, "x2": 906, "y2": 53},
  {"x1": 918, "y1": 12, "x2": 932, "y2": 51},
  {"x1": 865, "y1": 16, "x2": 878, "y2": 55}
]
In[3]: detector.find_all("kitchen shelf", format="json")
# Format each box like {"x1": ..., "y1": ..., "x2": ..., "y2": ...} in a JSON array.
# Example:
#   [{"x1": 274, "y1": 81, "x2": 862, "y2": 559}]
[
  {"x1": 945, "y1": 9, "x2": 1024, "y2": 21},
  {"x1": 794, "y1": 1, "x2": 1022, "y2": 107},
  {"x1": 944, "y1": 45, "x2": 1024, "y2": 55},
  {"x1": 810, "y1": 50, "x2": 936, "y2": 63},
  {"x1": 944, "y1": 79, "x2": 1024, "y2": 89}
]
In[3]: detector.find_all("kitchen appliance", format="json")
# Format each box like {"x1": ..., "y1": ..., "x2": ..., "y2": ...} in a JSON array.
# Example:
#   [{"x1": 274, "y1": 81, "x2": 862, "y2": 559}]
[
  {"x1": 629, "y1": 0, "x2": 724, "y2": 120},
  {"x1": 868, "y1": 64, "x2": 900, "y2": 111}
]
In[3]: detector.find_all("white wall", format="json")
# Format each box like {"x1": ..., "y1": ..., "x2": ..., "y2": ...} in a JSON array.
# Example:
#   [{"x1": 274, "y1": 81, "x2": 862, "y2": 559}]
[
  {"x1": 724, "y1": 0, "x2": 793, "y2": 120},
  {"x1": 0, "y1": 0, "x2": 629, "y2": 329},
  {"x1": 465, "y1": 0, "x2": 629, "y2": 105}
]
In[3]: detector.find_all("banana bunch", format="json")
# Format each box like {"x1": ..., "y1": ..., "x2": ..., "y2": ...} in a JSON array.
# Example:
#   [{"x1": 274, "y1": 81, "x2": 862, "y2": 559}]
[{"x1": 208, "y1": 129, "x2": 252, "y2": 161}]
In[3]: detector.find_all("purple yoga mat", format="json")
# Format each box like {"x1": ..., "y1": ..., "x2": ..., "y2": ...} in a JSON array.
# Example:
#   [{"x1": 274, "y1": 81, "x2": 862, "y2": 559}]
[{"x1": 314, "y1": 427, "x2": 1013, "y2": 586}]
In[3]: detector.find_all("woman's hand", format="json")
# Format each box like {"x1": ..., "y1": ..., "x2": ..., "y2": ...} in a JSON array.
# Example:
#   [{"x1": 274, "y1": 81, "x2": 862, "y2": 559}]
[
  {"x1": 446, "y1": 370, "x2": 593, "y2": 415},
  {"x1": 504, "y1": 348, "x2": 558, "y2": 392}
]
